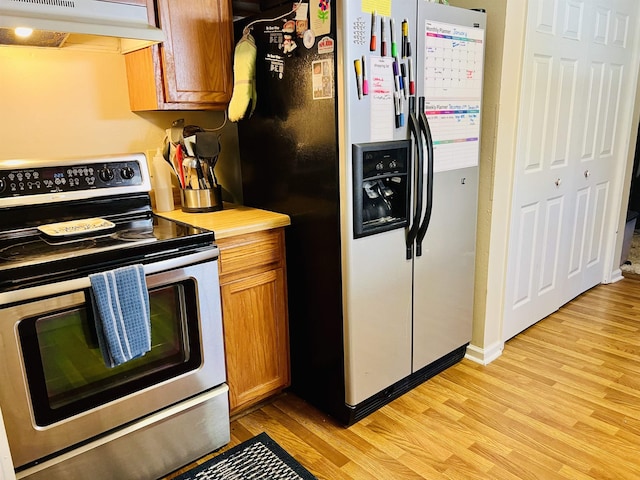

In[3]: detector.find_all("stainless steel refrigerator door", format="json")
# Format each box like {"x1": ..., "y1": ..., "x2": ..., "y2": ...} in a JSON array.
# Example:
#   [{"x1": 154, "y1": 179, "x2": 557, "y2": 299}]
[
  {"x1": 412, "y1": 166, "x2": 479, "y2": 370},
  {"x1": 338, "y1": 0, "x2": 418, "y2": 405},
  {"x1": 412, "y1": 3, "x2": 486, "y2": 370}
]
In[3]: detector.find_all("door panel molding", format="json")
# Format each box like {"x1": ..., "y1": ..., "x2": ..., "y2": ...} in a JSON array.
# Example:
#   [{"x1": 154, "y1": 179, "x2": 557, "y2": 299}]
[
  {"x1": 539, "y1": 196, "x2": 564, "y2": 294},
  {"x1": 568, "y1": 186, "x2": 589, "y2": 277},
  {"x1": 512, "y1": 202, "x2": 540, "y2": 309},
  {"x1": 581, "y1": 62, "x2": 604, "y2": 160}
]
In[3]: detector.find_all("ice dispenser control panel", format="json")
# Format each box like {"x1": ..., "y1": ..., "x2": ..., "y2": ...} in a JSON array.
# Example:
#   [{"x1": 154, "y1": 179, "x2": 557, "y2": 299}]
[{"x1": 352, "y1": 140, "x2": 411, "y2": 238}]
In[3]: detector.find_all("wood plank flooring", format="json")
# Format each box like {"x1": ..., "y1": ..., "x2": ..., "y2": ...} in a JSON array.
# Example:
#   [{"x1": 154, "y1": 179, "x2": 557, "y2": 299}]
[{"x1": 163, "y1": 278, "x2": 640, "y2": 479}]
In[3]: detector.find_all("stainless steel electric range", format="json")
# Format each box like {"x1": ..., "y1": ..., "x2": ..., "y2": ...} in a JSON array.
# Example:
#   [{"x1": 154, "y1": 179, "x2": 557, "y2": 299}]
[{"x1": 0, "y1": 153, "x2": 229, "y2": 480}]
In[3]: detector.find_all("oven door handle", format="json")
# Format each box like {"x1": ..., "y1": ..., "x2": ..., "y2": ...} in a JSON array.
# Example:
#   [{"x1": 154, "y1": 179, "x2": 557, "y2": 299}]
[{"x1": 0, "y1": 248, "x2": 219, "y2": 306}]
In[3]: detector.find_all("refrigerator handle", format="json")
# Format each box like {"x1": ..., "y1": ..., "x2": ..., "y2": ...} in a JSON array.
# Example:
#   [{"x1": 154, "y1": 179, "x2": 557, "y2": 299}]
[
  {"x1": 406, "y1": 97, "x2": 424, "y2": 260},
  {"x1": 416, "y1": 96, "x2": 434, "y2": 257}
]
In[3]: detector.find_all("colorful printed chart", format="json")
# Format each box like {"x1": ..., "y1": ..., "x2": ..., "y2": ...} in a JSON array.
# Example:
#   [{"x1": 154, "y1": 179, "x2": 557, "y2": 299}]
[{"x1": 423, "y1": 20, "x2": 484, "y2": 172}]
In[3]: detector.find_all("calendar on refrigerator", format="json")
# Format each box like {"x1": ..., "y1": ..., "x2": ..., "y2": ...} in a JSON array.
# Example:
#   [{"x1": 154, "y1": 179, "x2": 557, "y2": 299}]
[{"x1": 423, "y1": 20, "x2": 485, "y2": 172}]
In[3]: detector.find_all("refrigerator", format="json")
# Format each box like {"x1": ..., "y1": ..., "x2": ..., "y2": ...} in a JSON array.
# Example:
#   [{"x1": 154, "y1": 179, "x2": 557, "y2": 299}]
[{"x1": 235, "y1": 1, "x2": 486, "y2": 425}]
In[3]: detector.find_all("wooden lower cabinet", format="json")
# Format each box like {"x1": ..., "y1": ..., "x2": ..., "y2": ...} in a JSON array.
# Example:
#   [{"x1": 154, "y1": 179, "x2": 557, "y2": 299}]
[{"x1": 217, "y1": 228, "x2": 290, "y2": 415}]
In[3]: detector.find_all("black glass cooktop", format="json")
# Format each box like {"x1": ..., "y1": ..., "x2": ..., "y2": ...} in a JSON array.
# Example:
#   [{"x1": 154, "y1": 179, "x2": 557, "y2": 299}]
[
  {"x1": 0, "y1": 156, "x2": 218, "y2": 293},
  {"x1": 0, "y1": 203, "x2": 215, "y2": 292}
]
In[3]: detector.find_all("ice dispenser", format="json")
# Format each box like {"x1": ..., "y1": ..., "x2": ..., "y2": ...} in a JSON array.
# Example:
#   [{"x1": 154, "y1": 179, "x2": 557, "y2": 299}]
[{"x1": 352, "y1": 140, "x2": 411, "y2": 238}]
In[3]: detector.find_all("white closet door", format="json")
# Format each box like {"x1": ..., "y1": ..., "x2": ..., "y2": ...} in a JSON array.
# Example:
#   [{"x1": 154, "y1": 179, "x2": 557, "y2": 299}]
[
  {"x1": 503, "y1": 0, "x2": 640, "y2": 341},
  {"x1": 563, "y1": 2, "x2": 638, "y2": 302}
]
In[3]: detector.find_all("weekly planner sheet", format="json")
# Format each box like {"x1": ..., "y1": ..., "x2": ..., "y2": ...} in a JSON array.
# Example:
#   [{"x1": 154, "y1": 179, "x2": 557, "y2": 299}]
[{"x1": 423, "y1": 20, "x2": 484, "y2": 172}]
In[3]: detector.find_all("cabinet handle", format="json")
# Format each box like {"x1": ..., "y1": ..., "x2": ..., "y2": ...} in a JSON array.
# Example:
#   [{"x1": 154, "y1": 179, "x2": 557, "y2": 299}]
[
  {"x1": 584, "y1": 170, "x2": 591, "y2": 178},
  {"x1": 555, "y1": 178, "x2": 562, "y2": 187}
]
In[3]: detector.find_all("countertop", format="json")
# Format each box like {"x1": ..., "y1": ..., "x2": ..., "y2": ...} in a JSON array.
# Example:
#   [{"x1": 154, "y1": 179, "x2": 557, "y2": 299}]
[{"x1": 156, "y1": 203, "x2": 291, "y2": 239}]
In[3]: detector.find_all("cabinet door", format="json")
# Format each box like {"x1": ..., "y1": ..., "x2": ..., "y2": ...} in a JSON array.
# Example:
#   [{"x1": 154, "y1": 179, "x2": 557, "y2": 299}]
[
  {"x1": 156, "y1": 0, "x2": 233, "y2": 106},
  {"x1": 221, "y1": 267, "x2": 290, "y2": 413}
]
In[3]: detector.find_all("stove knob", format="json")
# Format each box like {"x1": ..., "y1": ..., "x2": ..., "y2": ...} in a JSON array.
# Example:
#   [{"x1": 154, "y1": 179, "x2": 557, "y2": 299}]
[
  {"x1": 98, "y1": 167, "x2": 114, "y2": 182},
  {"x1": 0, "y1": 178, "x2": 5, "y2": 193},
  {"x1": 120, "y1": 166, "x2": 135, "y2": 180}
]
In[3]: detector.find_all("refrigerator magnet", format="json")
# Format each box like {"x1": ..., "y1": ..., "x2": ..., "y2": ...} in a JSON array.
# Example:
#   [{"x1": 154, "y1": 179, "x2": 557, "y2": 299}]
[
  {"x1": 294, "y1": 2, "x2": 309, "y2": 37},
  {"x1": 297, "y1": 20, "x2": 309, "y2": 37},
  {"x1": 317, "y1": 36, "x2": 334, "y2": 55},
  {"x1": 282, "y1": 19, "x2": 295, "y2": 34},
  {"x1": 303, "y1": 29, "x2": 315, "y2": 49},
  {"x1": 266, "y1": 25, "x2": 283, "y2": 51},
  {"x1": 311, "y1": 0, "x2": 331, "y2": 36},
  {"x1": 267, "y1": 53, "x2": 285, "y2": 80},
  {"x1": 282, "y1": 34, "x2": 297, "y2": 55},
  {"x1": 353, "y1": 16, "x2": 366, "y2": 46},
  {"x1": 312, "y1": 59, "x2": 334, "y2": 100}
]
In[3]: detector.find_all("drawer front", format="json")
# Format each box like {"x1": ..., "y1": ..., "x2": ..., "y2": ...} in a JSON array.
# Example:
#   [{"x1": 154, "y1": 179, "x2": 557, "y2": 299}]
[{"x1": 218, "y1": 230, "x2": 283, "y2": 277}]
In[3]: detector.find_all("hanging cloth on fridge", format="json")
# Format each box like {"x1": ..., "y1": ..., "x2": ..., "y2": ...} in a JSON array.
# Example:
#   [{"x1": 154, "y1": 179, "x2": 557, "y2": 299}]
[{"x1": 228, "y1": 30, "x2": 258, "y2": 122}]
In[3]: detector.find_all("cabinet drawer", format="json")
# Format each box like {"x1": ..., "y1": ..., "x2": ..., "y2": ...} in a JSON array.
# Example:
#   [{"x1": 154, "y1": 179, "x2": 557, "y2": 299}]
[{"x1": 217, "y1": 230, "x2": 283, "y2": 277}]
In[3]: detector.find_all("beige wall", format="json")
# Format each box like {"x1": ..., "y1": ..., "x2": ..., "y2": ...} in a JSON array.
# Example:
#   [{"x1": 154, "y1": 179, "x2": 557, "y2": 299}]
[
  {"x1": 481, "y1": 0, "x2": 528, "y2": 358},
  {"x1": 0, "y1": 46, "x2": 243, "y2": 204},
  {"x1": 448, "y1": 0, "x2": 512, "y2": 360}
]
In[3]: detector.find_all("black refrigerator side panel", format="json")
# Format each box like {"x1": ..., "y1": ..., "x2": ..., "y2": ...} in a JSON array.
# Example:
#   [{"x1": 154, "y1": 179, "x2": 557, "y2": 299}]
[{"x1": 235, "y1": 5, "x2": 349, "y2": 421}]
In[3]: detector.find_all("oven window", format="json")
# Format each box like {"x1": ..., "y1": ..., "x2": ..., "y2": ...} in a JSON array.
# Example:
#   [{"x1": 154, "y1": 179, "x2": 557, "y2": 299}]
[{"x1": 19, "y1": 280, "x2": 202, "y2": 426}]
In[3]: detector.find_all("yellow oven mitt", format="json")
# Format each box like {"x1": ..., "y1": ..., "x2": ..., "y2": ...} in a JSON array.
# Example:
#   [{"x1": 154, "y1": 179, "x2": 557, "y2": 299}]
[{"x1": 228, "y1": 31, "x2": 257, "y2": 122}]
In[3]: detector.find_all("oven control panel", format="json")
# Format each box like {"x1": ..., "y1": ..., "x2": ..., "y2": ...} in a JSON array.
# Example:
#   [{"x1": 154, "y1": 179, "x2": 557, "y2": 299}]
[{"x1": 0, "y1": 160, "x2": 144, "y2": 198}]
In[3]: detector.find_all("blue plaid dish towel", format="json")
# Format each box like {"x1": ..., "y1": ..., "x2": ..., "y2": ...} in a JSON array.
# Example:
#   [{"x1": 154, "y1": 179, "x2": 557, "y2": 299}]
[{"x1": 89, "y1": 264, "x2": 151, "y2": 368}]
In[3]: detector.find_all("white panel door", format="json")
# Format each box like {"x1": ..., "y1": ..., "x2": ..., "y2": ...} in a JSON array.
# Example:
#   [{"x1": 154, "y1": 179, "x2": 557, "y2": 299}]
[
  {"x1": 564, "y1": 4, "x2": 638, "y2": 301},
  {"x1": 503, "y1": 0, "x2": 639, "y2": 341}
]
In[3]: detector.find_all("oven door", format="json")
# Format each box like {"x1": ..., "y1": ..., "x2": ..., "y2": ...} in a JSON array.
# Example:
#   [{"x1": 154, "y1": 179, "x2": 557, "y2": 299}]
[{"x1": 0, "y1": 249, "x2": 225, "y2": 469}]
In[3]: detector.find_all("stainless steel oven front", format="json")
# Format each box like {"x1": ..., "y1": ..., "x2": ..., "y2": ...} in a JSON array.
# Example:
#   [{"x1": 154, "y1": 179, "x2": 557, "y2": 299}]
[{"x1": 0, "y1": 249, "x2": 229, "y2": 480}]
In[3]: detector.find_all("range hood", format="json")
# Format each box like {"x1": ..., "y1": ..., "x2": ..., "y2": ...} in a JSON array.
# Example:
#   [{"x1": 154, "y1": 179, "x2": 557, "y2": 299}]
[{"x1": 0, "y1": 0, "x2": 164, "y2": 53}]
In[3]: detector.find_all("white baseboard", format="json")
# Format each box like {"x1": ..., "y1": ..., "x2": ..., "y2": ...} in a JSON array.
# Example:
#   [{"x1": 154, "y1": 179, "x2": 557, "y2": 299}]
[
  {"x1": 608, "y1": 268, "x2": 624, "y2": 283},
  {"x1": 465, "y1": 341, "x2": 504, "y2": 365}
]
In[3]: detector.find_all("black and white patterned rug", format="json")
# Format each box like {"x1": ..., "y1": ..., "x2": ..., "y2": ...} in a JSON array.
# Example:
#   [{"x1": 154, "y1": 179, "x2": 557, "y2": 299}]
[
  {"x1": 621, "y1": 231, "x2": 640, "y2": 275},
  {"x1": 171, "y1": 432, "x2": 317, "y2": 480}
]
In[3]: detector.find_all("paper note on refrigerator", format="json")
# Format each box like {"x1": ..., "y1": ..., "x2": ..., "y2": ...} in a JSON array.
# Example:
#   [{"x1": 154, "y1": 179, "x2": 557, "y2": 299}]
[
  {"x1": 311, "y1": 0, "x2": 332, "y2": 36},
  {"x1": 422, "y1": 20, "x2": 485, "y2": 172},
  {"x1": 369, "y1": 56, "x2": 395, "y2": 141},
  {"x1": 361, "y1": 0, "x2": 391, "y2": 17}
]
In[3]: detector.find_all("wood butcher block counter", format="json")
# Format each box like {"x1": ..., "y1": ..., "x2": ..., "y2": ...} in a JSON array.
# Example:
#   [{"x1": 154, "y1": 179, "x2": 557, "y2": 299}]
[
  {"x1": 157, "y1": 203, "x2": 290, "y2": 240},
  {"x1": 157, "y1": 204, "x2": 292, "y2": 416}
]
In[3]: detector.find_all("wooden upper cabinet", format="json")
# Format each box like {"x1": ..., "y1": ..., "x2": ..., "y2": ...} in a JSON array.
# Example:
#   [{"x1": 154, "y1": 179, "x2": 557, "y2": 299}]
[{"x1": 124, "y1": 0, "x2": 234, "y2": 111}]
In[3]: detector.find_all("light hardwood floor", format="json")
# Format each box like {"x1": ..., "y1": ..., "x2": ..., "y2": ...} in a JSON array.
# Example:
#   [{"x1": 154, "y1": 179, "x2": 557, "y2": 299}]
[{"x1": 164, "y1": 278, "x2": 640, "y2": 479}]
